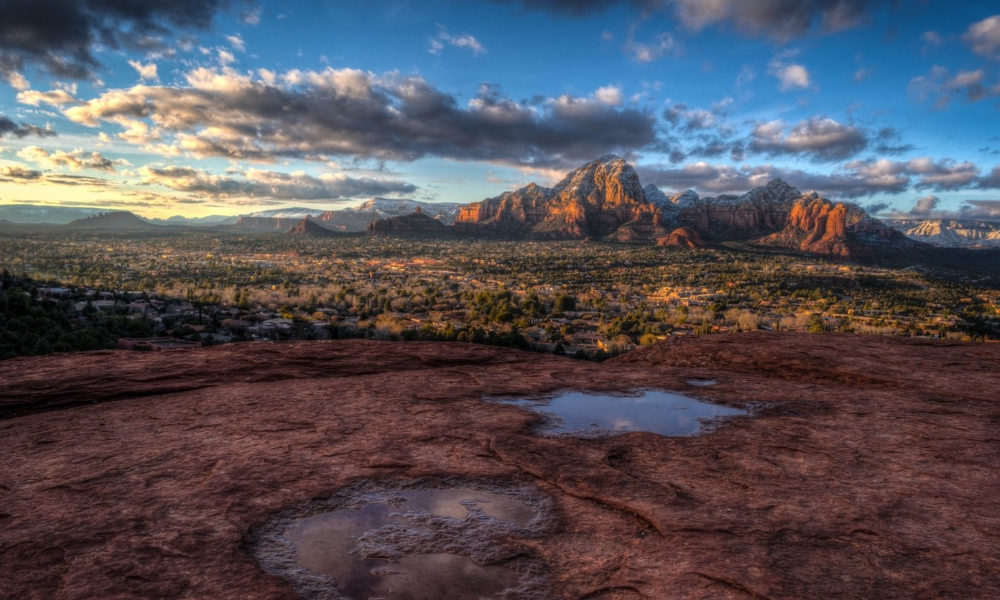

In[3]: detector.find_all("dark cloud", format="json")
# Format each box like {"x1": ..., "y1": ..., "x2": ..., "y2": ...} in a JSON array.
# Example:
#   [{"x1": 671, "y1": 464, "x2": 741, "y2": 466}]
[
  {"x1": 493, "y1": 0, "x2": 884, "y2": 40},
  {"x1": 636, "y1": 159, "x2": 911, "y2": 198},
  {"x1": 979, "y1": 166, "x2": 1000, "y2": 189},
  {"x1": 748, "y1": 117, "x2": 868, "y2": 162},
  {"x1": 0, "y1": 113, "x2": 55, "y2": 139},
  {"x1": 863, "y1": 202, "x2": 890, "y2": 214},
  {"x1": 910, "y1": 194, "x2": 939, "y2": 215},
  {"x1": 140, "y1": 165, "x2": 418, "y2": 201},
  {"x1": 0, "y1": 165, "x2": 43, "y2": 180},
  {"x1": 0, "y1": 0, "x2": 240, "y2": 79},
  {"x1": 65, "y1": 68, "x2": 658, "y2": 170}
]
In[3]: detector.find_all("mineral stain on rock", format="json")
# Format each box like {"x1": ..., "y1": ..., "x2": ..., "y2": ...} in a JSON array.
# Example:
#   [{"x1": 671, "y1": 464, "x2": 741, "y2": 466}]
[
  {"x1": 249, "y1": 482, "x2": 553, "y2": 600},
  {"x1": 493, "y1": 389, "x2": 746, "y2": 437}
]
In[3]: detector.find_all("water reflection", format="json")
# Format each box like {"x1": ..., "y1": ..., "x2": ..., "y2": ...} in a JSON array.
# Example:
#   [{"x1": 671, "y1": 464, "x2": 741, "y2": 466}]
[{"x1": 497, "y1": 389, "x2": 745, "y2": 437}]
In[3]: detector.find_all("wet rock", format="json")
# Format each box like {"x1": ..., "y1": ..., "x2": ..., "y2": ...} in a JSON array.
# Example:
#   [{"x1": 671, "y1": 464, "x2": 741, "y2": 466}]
[{"x1": 1, "y1": 334, "x2": 1000, "y2": 599}]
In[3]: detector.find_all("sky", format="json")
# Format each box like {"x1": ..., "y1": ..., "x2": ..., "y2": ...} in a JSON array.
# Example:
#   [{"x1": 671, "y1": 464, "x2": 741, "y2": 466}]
[{"x1": 1, "y1": 0, "x2": 1000, "y2": 220}]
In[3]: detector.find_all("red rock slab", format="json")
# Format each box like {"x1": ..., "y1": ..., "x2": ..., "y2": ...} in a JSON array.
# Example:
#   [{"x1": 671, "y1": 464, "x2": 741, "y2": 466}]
[{"x1": 1, "y1": 334, "x2": 999, "y2": 600}]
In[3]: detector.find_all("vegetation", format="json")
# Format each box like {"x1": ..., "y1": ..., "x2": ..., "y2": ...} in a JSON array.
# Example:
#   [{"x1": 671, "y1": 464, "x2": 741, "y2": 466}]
[{"x1": 1, "y1": 229, "x2": 998, "y2": 360}]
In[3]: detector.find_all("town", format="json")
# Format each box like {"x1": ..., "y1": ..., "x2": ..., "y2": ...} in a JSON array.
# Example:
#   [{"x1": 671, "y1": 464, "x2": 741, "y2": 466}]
[{"x1": 2, "y1": 229, "x2": 998, "y2": 361}]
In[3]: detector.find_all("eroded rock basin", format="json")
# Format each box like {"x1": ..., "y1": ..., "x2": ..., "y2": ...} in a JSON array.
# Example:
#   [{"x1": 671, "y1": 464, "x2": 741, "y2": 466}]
[
  {"x1": 493, "y1": 389, "x2": 746, "y2": 437},
  {"x1": 250, "y1": 481, "x2": 553, "y2": 600}
]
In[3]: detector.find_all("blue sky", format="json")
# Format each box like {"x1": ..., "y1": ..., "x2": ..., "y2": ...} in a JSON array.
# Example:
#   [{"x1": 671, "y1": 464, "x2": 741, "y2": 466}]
[{"x1": 1, "y1": 0, "x2": 999, "y2": 219}]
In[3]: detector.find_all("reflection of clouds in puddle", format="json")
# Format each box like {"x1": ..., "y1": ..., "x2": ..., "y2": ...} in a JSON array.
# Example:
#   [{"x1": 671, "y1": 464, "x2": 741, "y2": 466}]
[
  {"x1": 253, "y1": 484, "x2": 552, "y2": 600},
  {"x1": 494, "y1": 389, "x2": 745, "y2": 438}
]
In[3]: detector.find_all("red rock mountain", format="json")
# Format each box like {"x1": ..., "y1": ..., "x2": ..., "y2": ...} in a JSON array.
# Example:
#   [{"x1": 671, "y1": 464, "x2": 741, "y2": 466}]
[
  {"x1": 657, "y1": 227, "x2": 709, "y2": 249},
  {"x1": 389, "y1": 155, "x2": 921, "y2": 258},
  {"x1": 455, "y1": 155, "x2": 669, "y2": 241}
]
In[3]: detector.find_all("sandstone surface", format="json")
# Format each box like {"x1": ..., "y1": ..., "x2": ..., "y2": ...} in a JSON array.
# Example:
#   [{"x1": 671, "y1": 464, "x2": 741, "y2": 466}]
[{"x1": 1, "y1": 334, "x2": 999, "y2": 599}]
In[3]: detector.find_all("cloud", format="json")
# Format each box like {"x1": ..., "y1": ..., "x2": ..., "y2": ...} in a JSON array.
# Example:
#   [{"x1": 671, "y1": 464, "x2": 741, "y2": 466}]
[
  {"x1": 0, "y1": 113, "x2": 56, "y2": 139},
  {"x1": 963, "y1": 15, "x2": 1000, "y2": 60},
  {"x1": 0, "y1": 0, "x2": 234, "y2": 80},
  {"x1": 921, "y1": 30, "x2": 943, "y2": 53},
  {"x1": 429, "y1": 26, "x2": 486, "y2": 56},
  {"x1": 493, "y1": 0, "x2": 881, "y2": 41},
  {"x1": 63, "y1": 66, "x2": 658, "y2": 170},
  {"x1": 910, "y1": 194, "x2": 939, "y2": 215},
  {"x1": 594, "y1": 85, "x2": 624, "y2": 106},
  {"x1": 748, "y1": 117, "x2": 867, "y2": 161},
  {"x1": 16, "y1": 145, "x2": 119, "y2": 172},
  {"x1": 636, "y1": 156, "x2": 986, "y2": 199},
  {"x1": 908, "y1": 66, "x2": 1000, "y2": 108},
  {"x1": 225, "y1": 34, "x2": 245, "y2": 52},
  {"x1": 3, "y1": 70, "x2": 30, "y2": 90},
  {"x1": 16, "y1": 88, "x2": 79, "y2": 106},
  {"x1": 624, "y1": 31, "x2": 680, "y2": 63},
  {"x1": 139, "y1": 165, "x2": 418, "y2": 201},
  {"x1": 980, "y1": 166, "x2": 1000, "y2": 189},
  {"x1": 854, "y1": 67, "x2": 874, "y2": 82},
  {"x1": 128, "y1": 60, "x2": 159, "y2": 82},
  {"x1": 0, "y1": 164, "x2": 43, "y2": 181},
  {"x1": 769, "y1": 50, "x2": 812, "y2": 91}
]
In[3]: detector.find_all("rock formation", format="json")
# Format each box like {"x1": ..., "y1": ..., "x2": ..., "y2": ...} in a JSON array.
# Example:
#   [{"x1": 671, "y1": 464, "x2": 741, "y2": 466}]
[
  {"x1": 65, "y1": 211, "x2": 159, "y2": 230},
  {"x1": 288, "y1": 217, "x2": 342, "y2": 237},
  {"x1": 367, "y1": 208, "x2": 453, "y2": 237},
  {"x1": 317, "y1": 198, "x2": 461, "y2": 232},
  {"x1": 2, "y1": 334, "x2": 999, "y2": 599},
  {"x1": 887, "y1": 219, "x2": 1000, "y2": 248},
  {"x1": 761, "y1": 193, "x2": 918, "y2": 258},
  {"x1": 657, "y1": 226, "x2": 709, "y2": 249},
  {"x1": 455, "y1": 155, "x2": 669, "y2": 241}
]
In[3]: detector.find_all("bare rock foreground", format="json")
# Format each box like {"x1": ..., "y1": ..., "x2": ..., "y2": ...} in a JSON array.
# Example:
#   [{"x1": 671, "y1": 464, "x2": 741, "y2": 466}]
[{"x1": 1, "y1": 333, "x2": 999, "y2": 599}]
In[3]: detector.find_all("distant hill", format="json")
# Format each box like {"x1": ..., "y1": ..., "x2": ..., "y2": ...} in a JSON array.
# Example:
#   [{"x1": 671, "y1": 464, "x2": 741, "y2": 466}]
[
  {"x1": 65, "y1": 211, "x2": 160, "y2": 230},
  {"x1": 289, "y1": 217, "x2": 346, "y2": 237},
  {"x1": 147, "y1": 214, "x2": 240, "y2": 227},
  {"x1": 368, "y1": 208, "x2": 453, "y2": 237},
  {"x1": 230, "y1": 216, "x2": 303, "y2": 232},
  {"x1": 315, "y1": 198, "x2": 461, "y2": 232},
  {"x1": 0, "y1": 204, "x2": 104, "y2": 224}
]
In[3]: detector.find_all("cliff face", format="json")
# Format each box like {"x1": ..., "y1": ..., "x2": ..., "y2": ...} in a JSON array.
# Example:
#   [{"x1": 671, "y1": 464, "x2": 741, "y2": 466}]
[
  {"x1": 455, "y1": 155, "x2": 669, "y2": 241},
  {"x1": 367, "y1": 208, "x2": 452, "y2": 237},
  {"x1": 676, "y1": 179, "x2": 802, "y2": 239},
  {"x1": 761, "y1": 194, "x2": 918, "y2": 258}
]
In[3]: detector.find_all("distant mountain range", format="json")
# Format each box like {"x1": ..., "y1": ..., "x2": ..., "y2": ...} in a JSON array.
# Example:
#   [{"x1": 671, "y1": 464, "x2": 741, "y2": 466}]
[
  {"x1": 884, "y1": 219, "x2": 1000, "y2": 248},
  {"x1": 4, "y1": 157, "x2": 999, "y2": 260},
  {"x1": 440, "y1": 154, "x2": 917, "y2": 258}
]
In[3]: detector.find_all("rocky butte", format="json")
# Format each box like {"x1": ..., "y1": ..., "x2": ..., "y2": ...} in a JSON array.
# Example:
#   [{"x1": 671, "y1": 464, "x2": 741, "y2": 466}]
[
  {"x1": 364, "y1": 155, "x2": 921, "y2": 259},
  {"x1": 1, "y1": 334, "x2": 999, "y2": 599}
]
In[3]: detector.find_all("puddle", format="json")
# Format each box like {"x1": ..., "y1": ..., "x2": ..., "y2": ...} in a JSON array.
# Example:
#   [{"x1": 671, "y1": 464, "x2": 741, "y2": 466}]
[
  {"x1": 686, "y1": 378, "x2": 718, "y2": 387},
  {"x1": 493, "y1": 389, "x2": 745, "y2": 437},
  {"x1": 249, "y1": 481, "x2": 553, "y2": 600}
]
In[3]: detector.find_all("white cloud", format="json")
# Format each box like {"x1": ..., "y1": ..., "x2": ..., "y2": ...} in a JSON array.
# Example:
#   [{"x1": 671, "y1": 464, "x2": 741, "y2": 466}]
[
  {"x1": 963, "y1": 15, "x2": 1000, "y2": 59},
  {"x1": 128, "y1": 60, "x2": 159, "y2": 82},
  {"x1": 16, "y1": 146, "x2": 120, "y2": 172},
  {"x1": 625, "y1": 32, "x2": 680, "y2": 63},
  {"x1": 594, "y1": 85, "x2": 624, "y2": 106},
  {"x1": 769, "y1": 51, "x2": 812, "y2": 91},
  {"x1": 4, "y1": 71, "x2": 31, "y2": 91},
  {"x1": 225, "y1": 34, "x2": 245, "y2": 52},
  {"x1": 17, "y1": 89, "x2": 79, "y2": 106},
  {"x1": 429, "y1": 27, "x2": 486, "y2": 56}
]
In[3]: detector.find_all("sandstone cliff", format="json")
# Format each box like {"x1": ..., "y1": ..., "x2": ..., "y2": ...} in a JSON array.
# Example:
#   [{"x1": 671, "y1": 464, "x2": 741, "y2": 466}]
[{"x1": 455, "y1": 155, "x2": 669, "y2": 241}]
